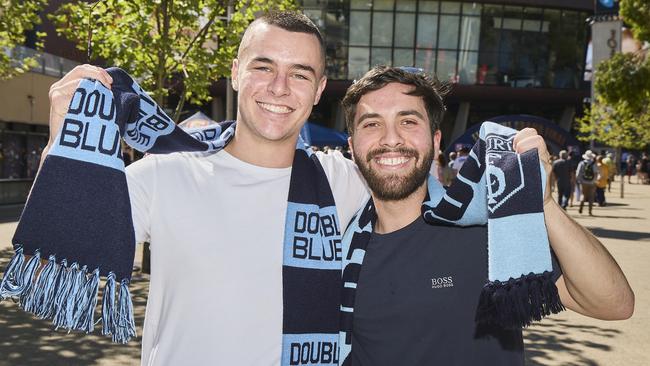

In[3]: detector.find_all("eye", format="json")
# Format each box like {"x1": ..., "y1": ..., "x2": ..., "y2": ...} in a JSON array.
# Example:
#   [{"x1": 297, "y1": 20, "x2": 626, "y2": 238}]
[
  {"x1": 254, "y1": 66, "x2": 271, "y2": 72},
  {"x1": 401, "y1": 119, "x2": 418, "y2": 126},
  {"x1": 292, "y1": 73, "x2": 309, "y2": 80},
  {"x1": 362, "y1": 121, "x2": 379, "y2": 129}
]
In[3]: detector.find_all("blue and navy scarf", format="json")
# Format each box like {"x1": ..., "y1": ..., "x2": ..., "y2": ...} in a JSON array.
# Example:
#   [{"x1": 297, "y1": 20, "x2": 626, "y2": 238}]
[
  {"x1": 339, "y1": 122, "x2": 565, "y2": 364},
  {"x1": 0, "y1": 68, "x2": 343, "y2": 362}
]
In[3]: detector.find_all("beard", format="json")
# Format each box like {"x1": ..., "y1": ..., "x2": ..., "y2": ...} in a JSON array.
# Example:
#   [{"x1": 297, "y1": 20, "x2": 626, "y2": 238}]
[{"x1": 354, "y1": 145, "x2": 434, "y2": 201}]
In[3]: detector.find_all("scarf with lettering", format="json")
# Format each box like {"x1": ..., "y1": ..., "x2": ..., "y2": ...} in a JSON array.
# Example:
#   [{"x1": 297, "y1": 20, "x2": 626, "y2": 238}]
[
  {"x1": 339, "y1": 122, "x2": 565, "y2": 364},
  {"x1": 0, "y1": 68, "x2": 343, "y2": 360}
]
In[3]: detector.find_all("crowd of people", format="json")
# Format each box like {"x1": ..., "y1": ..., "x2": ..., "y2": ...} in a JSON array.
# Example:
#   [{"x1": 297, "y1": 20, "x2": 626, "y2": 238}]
[{"x1": 433, "y1": 145, "x2": 649, "y2": 218}]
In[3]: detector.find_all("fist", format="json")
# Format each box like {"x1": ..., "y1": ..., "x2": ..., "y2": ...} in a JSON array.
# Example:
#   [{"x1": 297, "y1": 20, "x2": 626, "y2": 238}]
[
  {"x1": 47, "y1": 64, "x2": 113, "y2": 146},
  {"x1": 512, "y1": 127, "x2": 552, "y2": 202}
]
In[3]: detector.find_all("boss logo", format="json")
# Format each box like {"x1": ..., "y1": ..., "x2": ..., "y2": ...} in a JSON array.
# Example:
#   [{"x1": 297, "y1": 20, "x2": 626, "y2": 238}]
[{"x1": 431, "y1": 276, "x2": 454, "y2": 289}]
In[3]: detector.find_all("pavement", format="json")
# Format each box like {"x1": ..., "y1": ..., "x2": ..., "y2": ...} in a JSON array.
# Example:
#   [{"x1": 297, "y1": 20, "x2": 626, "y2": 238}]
[{"x1": 0, "y1": 179, "x2": 649, "y2": 365}]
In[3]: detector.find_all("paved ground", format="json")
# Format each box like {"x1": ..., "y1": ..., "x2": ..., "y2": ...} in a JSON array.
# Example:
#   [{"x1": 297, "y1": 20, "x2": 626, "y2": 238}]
[{"x1": 0, "y1": 179, "x2": 648, "y2": 365}]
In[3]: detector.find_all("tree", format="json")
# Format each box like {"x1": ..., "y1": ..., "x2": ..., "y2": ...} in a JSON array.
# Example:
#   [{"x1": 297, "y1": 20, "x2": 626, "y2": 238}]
[
  {"x1": 620, "y1": 0, "x2": 650, "y2": 43},
  {"x1": 50, "y1": 0, "x2": 296, "y2": 121},
  {"x1": 0, "y1": 0, "x2": 47, "y2": 80},
  {"x1": 576, "y1": 0, "x2": 650, "y2": 150}
]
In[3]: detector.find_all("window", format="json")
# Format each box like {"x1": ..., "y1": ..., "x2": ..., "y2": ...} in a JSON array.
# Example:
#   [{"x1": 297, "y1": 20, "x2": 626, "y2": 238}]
[
  {"x1": 348, "y1": 47, "x2": 370, "y2": 80},
  {"x1": 349, "y1": 11, "x2": 371, "y2": 46},
  {"x1": 371, "y1": 48, "x2": 392, "y2": 67},
  {"x1": 439, "y1": 15, "x2": 460, "y2": 49},
  {"x1": 372, "y1": 12, "x2": 394, "y2": 47},
  {"x1": 394, "y1": 49, "x2": 414, "y2": 67},
  {"x1": 416, "y1": 14, "x2": 438, "y2": 49},
  {"x1": 394, "y1": 13, "x2": 415, "y2": 48}
]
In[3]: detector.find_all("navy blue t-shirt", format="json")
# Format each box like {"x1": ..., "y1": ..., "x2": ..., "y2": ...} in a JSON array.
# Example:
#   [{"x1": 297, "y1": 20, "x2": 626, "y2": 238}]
[{"x1": 351, "y1": 217, "x2": 562, "y2": 366}]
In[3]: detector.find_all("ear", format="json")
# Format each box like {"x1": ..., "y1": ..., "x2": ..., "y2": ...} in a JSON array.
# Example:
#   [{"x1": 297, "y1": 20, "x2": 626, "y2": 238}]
[
  {"x1": 347, "y1": 136, "x2": 355, "y2": 162},
  {"x1": 433, "y1": 129, "x2": 442, "y2": 161},
  {"x1": 313, "y1": 75, "x2": 328, "y2": 105},
  {"x1": 231, "y1": 59, "x2": 240, "y2": 91}
]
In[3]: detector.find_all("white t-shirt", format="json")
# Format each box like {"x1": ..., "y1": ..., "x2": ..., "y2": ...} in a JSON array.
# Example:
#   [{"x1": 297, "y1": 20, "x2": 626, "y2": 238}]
[{"x1": 125, "y1": 150, "x2": 368, "y2": 366}]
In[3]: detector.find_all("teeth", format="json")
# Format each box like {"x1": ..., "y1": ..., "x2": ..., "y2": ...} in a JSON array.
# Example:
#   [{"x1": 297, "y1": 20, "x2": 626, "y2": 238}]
[
  {"x1": 376, "y1": 157, "x2": 410, "y2": 166},
  {"x1": 258, "y1": 102, "x2": 293, "y2": 114}
]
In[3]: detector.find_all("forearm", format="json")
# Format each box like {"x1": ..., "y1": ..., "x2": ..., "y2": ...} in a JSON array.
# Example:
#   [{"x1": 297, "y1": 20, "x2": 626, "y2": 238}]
[{"x1": 544, "y1": 199, "x2": 634, "y2": 319}]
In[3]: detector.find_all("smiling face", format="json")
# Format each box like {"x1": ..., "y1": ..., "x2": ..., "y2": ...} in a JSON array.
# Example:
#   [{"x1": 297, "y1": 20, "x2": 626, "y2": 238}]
[
  {"x1": 231, "y1": 22, "x2": 327, "y2": 146},
  {"x1": 350, "y1": 82, "x2": 441, "y2": 201}
]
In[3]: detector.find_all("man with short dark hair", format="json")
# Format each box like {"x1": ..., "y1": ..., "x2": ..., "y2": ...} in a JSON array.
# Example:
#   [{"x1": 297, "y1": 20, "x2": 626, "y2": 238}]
[
  {"x1": 341, "y1": 66, "x2": 634, "y2": 365},
  {"x1": 42, "y1": 11, "x2": 369, "y2": 365}
]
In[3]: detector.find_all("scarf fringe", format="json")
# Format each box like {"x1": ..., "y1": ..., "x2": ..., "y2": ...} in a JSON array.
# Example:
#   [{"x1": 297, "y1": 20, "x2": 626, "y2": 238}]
[
  {"x1": 476, "y1": 271, "x2": 565, "y2": 329},
  {"x1": 0, "y1": 247, "x2": 135, "y2": 342}
]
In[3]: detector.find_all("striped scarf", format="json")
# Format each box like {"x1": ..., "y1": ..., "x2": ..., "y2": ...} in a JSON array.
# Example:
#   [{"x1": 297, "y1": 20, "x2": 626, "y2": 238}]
[
  {"x1": 339, "y1": 122, "x2": 564, "y2": 364},
  {"x1": 1, "y1": 68, "x2": 343, "y2": 364}
]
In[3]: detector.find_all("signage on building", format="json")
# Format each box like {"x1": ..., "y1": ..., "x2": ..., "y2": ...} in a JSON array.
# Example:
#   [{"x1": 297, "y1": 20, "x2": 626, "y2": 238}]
[{"x1": 592, "y1": 20, "x2": 623, "y2": 68}]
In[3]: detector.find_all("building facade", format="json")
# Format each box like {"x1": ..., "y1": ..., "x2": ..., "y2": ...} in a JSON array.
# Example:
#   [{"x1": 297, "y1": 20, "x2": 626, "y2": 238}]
[
  {"x1": 1, "y1": 0, "x2": 593, "y2": 187},
  {"x1": 292, "y1": 0, "x2": 592, "y2": 146}
]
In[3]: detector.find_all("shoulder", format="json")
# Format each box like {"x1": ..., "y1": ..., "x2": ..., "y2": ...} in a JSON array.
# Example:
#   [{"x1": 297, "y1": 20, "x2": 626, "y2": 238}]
[
  {"x1": 315, "y1": 150, "x2": 360, "y2": 181},
  {"x1": 126, "y1": 151, "x2": 218, "y2": 180}
]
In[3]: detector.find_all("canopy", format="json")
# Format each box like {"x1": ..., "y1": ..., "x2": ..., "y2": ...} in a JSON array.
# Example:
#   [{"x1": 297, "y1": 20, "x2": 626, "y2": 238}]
[
  {"x1": 300, "y1": 122, "x2": 349, "y2": 147},
  {"x1": 178, "y1": 111, "x2": 217, "y2": 128}
]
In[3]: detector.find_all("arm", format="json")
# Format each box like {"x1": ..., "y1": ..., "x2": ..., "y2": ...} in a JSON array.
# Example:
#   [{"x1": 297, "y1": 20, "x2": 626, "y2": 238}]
[{"x1": 513, "y1": 129, "x2": 634, "y2": 320}]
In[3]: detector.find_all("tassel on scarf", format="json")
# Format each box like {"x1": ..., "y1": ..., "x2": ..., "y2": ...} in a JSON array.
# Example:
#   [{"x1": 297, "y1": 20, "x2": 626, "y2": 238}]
[
  {"x1": 74, "y1": 268, "x2": 100, "y2": 333},
  {"x1": 1, "y1": 249, "x2": 134, "y2": 341},
  {"x1": 33, "y1": 256, "x2": 61, "y2": 319},
  {"x1": 114, "y1": 279, "x2": 136, "y2": 344},
  {"x1": 475, "y1": 271, "x2": 565, "y2": 329},
  {"x1": 0, "y1": 246, "x2": 26, "y2": 298},
  {"x1": 101, "y1": 272, "x2": 117, "y2": 337}
]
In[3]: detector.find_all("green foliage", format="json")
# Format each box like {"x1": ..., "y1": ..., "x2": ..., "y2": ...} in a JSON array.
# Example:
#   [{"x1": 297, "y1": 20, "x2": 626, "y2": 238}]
[
  {"x1": 0, "y1": 0, "x2": 47, "y2": 80},
  {"x1": 578, "y1": 1, "x2": 650, "y2": 149},
  {"x1": 595, "y1": 52, "x2": 650, "y2": 112},
  {"x1": 50, "y1": 0, "x2": 296, "y2": 119},
  {"x1": 620, "y1": 0, "x2": 650, "y2": 43},
  {"x1": 577, "y1": 53, "x2": 650, "y2": 149}
]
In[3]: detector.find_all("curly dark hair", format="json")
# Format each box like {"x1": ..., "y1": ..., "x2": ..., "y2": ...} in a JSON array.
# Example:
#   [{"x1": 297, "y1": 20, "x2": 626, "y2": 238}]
[{"x1": 342, "y1": 65, "x2": 449, "y2": 135}]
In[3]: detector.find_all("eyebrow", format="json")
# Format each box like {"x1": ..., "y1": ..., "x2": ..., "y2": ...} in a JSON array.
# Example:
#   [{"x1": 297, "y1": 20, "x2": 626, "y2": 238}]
[
  {"x1": 397, "y1": 110, "x2": 425, "y2": 119},
  {"x1": 251, "y1": 57, "x2": 317, "y2": 76},
  {"x1": 356, "y1": 112, "x2": 381, "y2": 125}
]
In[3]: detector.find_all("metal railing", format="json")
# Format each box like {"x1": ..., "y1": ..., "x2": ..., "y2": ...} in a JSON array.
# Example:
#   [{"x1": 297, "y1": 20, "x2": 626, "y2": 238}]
[{"x1": 4, "y1": 45, "x2": 79, "y2": 79}]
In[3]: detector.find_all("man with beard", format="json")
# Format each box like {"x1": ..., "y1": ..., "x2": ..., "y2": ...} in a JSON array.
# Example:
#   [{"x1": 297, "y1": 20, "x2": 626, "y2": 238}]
[{"x1": 341, "y1": 66, "x2": 634, "y2": 366}]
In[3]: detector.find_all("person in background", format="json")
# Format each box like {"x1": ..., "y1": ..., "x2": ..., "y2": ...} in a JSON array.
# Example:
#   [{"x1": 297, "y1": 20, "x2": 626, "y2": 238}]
[
  {"x1": 452, "y1": 146, "x2": 470, "y2": 172},
  {"x1": 595, "y1": 155, "x2": 609, "y2": 207},
  {"x1": 626, "y1": 154, "x2": 636, "y2": 184},
  {"x1": 602, "y1": 152, "x2": 615, "y2": 192},
  {"x1": 638, "y1": 152, "x2": 649, "y2": 184},
  {"x1": 447, "y1": 151, "x2": 457, "y2": 172},
  {"x1": 568, "y1": 150, "x2": 581, "y2": 207},
  {"x1": 436, "y1": 152, "x2": 455, "y2": 186},
  {"x1": 576, "y1": 150, "x2": 600, "y2": 215},
  {"x1": 552, "y1": 150, "x2": 572, "y2": 209}
]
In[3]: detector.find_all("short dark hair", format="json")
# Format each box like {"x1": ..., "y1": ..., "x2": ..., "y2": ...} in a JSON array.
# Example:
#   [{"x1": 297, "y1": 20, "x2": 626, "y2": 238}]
[
  {"x1": 257, "y1": 11, "x2": 325, "y2": 64},
  {"x1": 342, "y1": 65, "x2": 449, "y2": 136}
]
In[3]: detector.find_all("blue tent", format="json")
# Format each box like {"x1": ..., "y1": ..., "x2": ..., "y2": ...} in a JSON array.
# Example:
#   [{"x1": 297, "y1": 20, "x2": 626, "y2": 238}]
[{"x1": 300, "y1": 122, "x2": 349, "y2": 146}]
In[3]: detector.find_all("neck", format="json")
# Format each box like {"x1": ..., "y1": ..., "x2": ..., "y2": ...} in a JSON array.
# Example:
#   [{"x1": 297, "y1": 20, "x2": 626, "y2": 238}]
[
  {"x1": 224, "y1": 122, "x2": 297, "y2": 168},
  {"x1": 373, "y1": 182, "x2": 428, "y2": 234}
]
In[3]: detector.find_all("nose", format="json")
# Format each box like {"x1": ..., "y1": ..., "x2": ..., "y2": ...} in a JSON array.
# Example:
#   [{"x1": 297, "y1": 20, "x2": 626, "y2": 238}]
[
  {"x1": 267, "y1": 71, "x2": 290, "y2": 97},
  {"x1": 379, "y1": 122, "x2": 405, "y2": 148}
]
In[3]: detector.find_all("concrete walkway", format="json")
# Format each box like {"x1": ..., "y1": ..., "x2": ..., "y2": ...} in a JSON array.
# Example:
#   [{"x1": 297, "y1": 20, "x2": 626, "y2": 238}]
[
  {"x1": 524, "y1": 180, "x2": 650, "y2": 366},
  {"x1": 0, "y1": 180, "x2": 649, "y2": 365}
]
